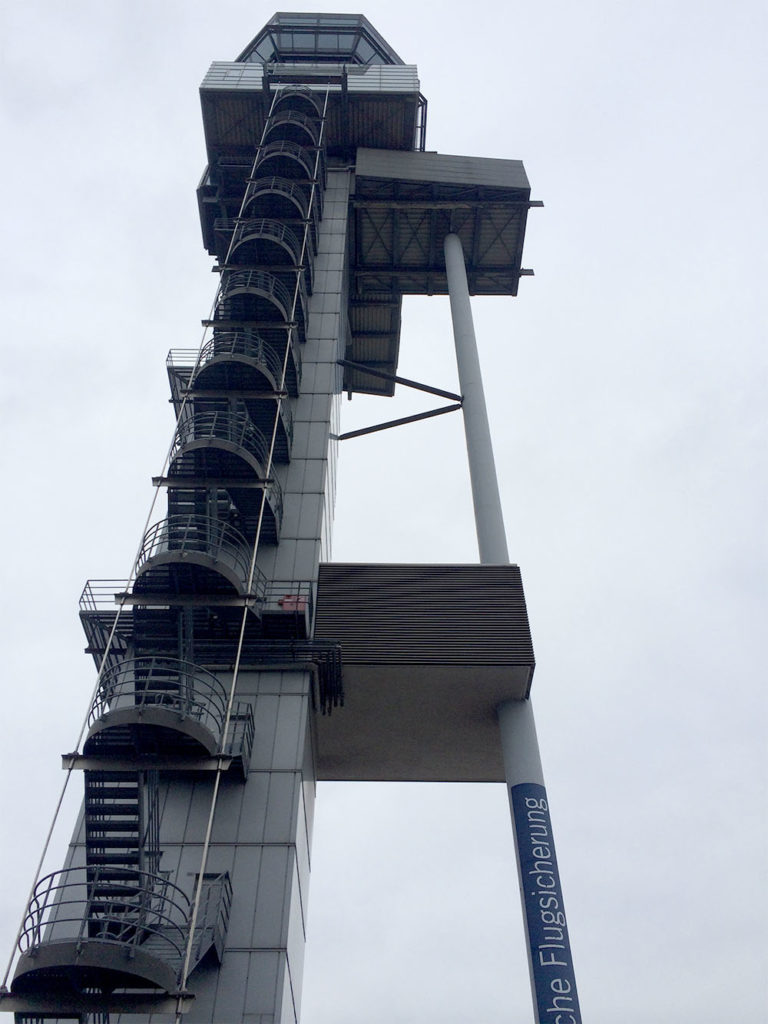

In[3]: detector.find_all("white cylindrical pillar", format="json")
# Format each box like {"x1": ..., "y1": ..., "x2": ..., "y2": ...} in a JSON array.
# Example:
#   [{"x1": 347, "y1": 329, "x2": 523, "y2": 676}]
[
  {"x1": 498, "y1": 696, "x2": 544, "y2": 787},
  {"x1": 445, "y1": 232, "x2": 581, "y2": 1023},
  {"x1": 444, "y1": 232, "x2": 509, "y2": 564}
]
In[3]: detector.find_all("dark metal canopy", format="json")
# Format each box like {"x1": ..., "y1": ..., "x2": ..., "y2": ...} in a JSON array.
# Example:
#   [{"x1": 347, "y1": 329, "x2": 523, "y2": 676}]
[
  {"x1": 237, "y1": 12, "x2": 406, "y2": 66},
  {"x1": 345, "y1": 148, "x2": 538, "y2": 395},
  {"x1": 198, "y1": 67, "x2": 425, "y2": 169}
]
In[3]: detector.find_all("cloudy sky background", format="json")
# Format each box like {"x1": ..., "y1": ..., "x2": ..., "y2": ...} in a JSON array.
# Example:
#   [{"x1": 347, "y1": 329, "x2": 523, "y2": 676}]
[{"x1": 0, "y1": 1, "x2": 765, "y2": 1021}]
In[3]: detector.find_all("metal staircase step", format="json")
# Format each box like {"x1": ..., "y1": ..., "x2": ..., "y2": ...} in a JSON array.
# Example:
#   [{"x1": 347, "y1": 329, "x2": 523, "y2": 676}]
[
  {"x1": 86, "y1": 784, "x2": 140, "y2": 797},
  {"x1": 90, "y1": 889, "x2": 141, "y2": 899},
  {"x1": 86, "y1": 770, "x2": 141, "y2": 782},
  {"x1": 85, "y1": 803, "x2": 140, "y2": 816},
  {"x1": 87, "y1": 837, "x2": 141, "y2": 849},
  {"x1": 84, "y1": 820, "x2": 141, "y2": 832},
  {"x1": 140, "y1": 931, "x2": 182, "y2": 954},
  {"x1": 91, "y1": 870, "x2": 143, "y2": 883},
  {"x1": 87, "y1": 853, "x2": 141, "y2": 866}
]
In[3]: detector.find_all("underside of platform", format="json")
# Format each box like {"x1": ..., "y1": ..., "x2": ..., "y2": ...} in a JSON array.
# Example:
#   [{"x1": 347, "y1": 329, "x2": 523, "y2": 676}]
[{"x1": 313, "y1": 562, "x2": 535, "y2": 781}]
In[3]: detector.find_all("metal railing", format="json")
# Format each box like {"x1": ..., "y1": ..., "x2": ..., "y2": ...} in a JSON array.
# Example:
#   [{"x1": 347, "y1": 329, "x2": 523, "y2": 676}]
[
  {"x1": 229, "y1": 217, "x2": 307, "y2": 270},
  {"x1": 167, "y1": 338, "x2": 301, "y2": 403},
  {"x1": 218, "y1": 268, "x2": 296, "y2": 324},
  {"x1": 170, "y1": 410, "x2": 271, "y2": 475},
  {"x1": 253, "y1": 140, "x2": 317, "y2": 183},
  {"x1": 88, "y1": 657, "x2": 230, "y2": 742},
  {"x1": 135, "y1": 515, "x2": 266, "y2": 598},
  {"x1": 202, "y1": 62, "x2": 421, "y2": 97},
  {"x1": 263, "y1": 579, "x2": 314, "y2": 633},
  {"x1": 18, "y1": 867, "x2": 190, "y2": 964},
  {"x1": 241, "y1": 174, "x2": 319, "y2": 224},
  {"x1": 225, "y1": 706, "x2": 255, "y2": 764},
  {"x1": 200, "y1": 328, "x2": 300, "y2": 388},
  {"x1": 271, "y1": 84, "x2": 324, "y2": 120},
  {"x1": 263, "y1": 107, "x2": 321, "y2": 147},
  {"x1": 192, "y1": 873, "x2": 232, "y2": 965},
  {"x1": 79, "y1": 580, "x2": 132, "y2": 613}
]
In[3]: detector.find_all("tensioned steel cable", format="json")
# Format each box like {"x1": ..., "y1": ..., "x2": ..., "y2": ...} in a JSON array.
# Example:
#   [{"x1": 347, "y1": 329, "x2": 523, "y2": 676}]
[
  {"x1": 174, "y1": 85, "x2": 330, "y2": 1020},
  {"x1": 0, "y1": 293, "x2": 233, "y2": 994},
  {"x1": 0, "y1": 87, "x2": 295, "y2": 1001}
]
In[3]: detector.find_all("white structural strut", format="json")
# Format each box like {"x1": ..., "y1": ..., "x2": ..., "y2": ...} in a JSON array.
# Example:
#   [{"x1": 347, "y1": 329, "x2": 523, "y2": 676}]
[
  {"x1": 444, "y1": 232, "x2": 581, "y2": 1024},
  {"x1": 444, "y1": 232, "x2": 509, "y2": 564},
  {"x1": 498, "y1": 698, "x2": 544, "y2": 787}
]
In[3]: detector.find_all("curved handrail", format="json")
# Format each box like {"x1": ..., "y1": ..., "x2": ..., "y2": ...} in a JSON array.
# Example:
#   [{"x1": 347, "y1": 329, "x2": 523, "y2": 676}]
[
  {"x1": 242, "y1": 175, "x2": 313, "y2": 221},
  {"x1": 135, "y1": 515, "x2": 265, "y2": 597},
  {"x1": 18, "y1": 867, "x2": 190, "y2": 962},
  {"x1": 170, "y1": 410, "x2": 271, "y2": 475},
  {"x1": 254, "y1": 140, "x2": 316, "y2": 182},
  {"x1": 196, "y1": 328, "x2": 301, "y2": 393},
  {"x1": 199, "y1": 329, "x2": 284, "y2": 385},
  {"x1": 263, "y1": 108, "x2": 321, "y2": 147},
  {"x1": 88, "y1": 657, "x2": 229, "y2": 742},
  {"x1": 272, "y1": 85, "x2": 323, "y2": 120},
  {"x1": 219, "y1": 268, "x2": 294, "y2": 320},
  {"x1": 230, "y1": 217, "x2": 305, "y2": 267}
]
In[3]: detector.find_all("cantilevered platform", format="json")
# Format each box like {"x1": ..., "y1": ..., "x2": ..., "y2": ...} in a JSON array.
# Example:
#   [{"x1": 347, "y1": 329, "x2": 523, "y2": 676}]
[
  {"x1": 199, "y1": 62, "x2": 424, "y2": 162},
  {"x1": 345, "y1": 148, "x2": 536, "y2": 394},
  {"x1": 195, "y1": 23, "x2": 537, "y2": 398},
  {"x1": 313, "y1": 563, "x2": 535, "y2": 781}
]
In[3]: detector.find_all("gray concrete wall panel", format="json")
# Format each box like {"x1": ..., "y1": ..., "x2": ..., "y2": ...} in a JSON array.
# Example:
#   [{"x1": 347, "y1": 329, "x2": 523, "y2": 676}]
[
  {"x1": 280, "y1": 957, "x2": 299, "y2": 1024},
  {"x1": 284, "y1": 857, "x2": 308, "y2": 1020}
]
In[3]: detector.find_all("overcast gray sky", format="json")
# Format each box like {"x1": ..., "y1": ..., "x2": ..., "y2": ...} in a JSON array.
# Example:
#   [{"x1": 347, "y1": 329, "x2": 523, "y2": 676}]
[{"x1": 0, "y1": 2, "x2": 765, "y2": 1022}]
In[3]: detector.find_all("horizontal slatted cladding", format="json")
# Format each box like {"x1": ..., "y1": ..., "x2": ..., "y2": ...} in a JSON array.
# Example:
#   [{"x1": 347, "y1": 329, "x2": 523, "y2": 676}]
[{"x1": 315, "y1": 563, "x2": 534, "y2": 667}]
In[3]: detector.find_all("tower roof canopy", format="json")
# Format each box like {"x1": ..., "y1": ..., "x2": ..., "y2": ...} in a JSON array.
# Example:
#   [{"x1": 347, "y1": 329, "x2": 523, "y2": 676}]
[{"x1": 237, "y1": 12, "x2": 405, "y2": 66}]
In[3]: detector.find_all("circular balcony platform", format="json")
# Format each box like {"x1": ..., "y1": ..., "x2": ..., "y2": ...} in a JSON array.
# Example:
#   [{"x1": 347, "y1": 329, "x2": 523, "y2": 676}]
[
  {"x1": 271, "y1": 85, "x2": 323, "y2": 121},
  {"x1": 132, "y1": 515, "x2": 265, "y2": 599},
  {"x1": 165, "y1": 412, "x2": 285, "y2": 538},
  {"x1": 263, "y1": 107, "x2": 321, "y2": 149},
  {"x1": 229, "y1": 217, "x2": 313, "y2": 293},
  {"x1": 84, "y1": 657, "x2": 230, "y2": 758},
  {"x1": 169, "y1": 410, "x2": 271, "y2": 478},
  {"x1": 13, "y1": 868, "x2": 188, "y2": 998},
  {"x1": 242, "y1": 175, "x2": 320, "y2": 239},
  {"x1": 254, "y1": 139, "x2": 318, "y2": 184},
  {"x1": 216, "y1": 269, "x2": 306, "y2": 344},
  {"x1": 195, "y1": 328, "x2": 301, "y2": 396}
]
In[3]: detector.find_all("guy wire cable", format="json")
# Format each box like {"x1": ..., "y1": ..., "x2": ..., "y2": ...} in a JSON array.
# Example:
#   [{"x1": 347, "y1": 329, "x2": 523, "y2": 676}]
[
  {"x1": 1, "y1": 98, "x2": 258, "y2": 997},
  {"x1": 175, "y1": 83, "x2": 330, "y2": 1020}
]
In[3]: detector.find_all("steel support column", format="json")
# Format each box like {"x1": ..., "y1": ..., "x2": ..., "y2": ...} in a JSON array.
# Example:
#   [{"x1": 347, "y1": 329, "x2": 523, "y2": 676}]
[
  {"x1": 444, "y1": 231, "x2": 509, "y2": 565},
  {"x1": 444, "y1": 231, "x2": 581, "y2": 1024}
]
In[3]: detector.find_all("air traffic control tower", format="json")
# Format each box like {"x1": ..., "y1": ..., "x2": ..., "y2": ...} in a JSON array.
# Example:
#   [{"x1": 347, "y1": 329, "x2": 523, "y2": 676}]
[{"x1": 1, "y1": 14, "x2": 581, "y2": 1024}]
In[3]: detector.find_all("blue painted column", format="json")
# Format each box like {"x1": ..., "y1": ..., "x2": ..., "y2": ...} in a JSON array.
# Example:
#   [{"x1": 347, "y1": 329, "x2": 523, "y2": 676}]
[
  {"x1": 498, "y1": 700, "x2": 582, "y2": 1024},
  {"x1": 444, "y1": 232, "x2": 581, "y2": 1024}
]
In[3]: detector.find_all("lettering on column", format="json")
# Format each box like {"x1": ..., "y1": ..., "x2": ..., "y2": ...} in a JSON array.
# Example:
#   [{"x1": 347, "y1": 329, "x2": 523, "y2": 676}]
[{"x1": 510, "y1": 782, "x2": 582, "y2": 1024}]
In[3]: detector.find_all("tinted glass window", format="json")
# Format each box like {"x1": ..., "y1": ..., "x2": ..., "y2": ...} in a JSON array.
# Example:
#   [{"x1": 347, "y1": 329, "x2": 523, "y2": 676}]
[
  {"x1": 356, "y1": 38, "x2": 376, "y2": 63},
  {"x1": 317, "y1": 33, "x2": 339, "y2": 51},
  {"x1": 292, "y1": 31, "x2": 316, "y2": 51}
]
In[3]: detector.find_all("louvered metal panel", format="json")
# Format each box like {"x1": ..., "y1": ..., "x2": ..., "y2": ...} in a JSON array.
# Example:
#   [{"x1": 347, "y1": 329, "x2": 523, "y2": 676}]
[
  {"x1": 313, "y1": 563, "x2": 535, "y2": 781},
  {"x1": 199, "y1": 64, "x2": 421, "y2": 160},
  {"x1": 315, "y1": 563, "x2": 534, "y2": 663}
]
